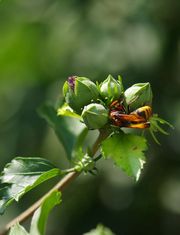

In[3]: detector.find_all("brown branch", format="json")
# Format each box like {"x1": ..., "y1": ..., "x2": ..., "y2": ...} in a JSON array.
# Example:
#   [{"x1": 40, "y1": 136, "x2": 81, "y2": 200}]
[
  {"x1": 0, "y1": 171, "x2": 79, "y2": 235},
  {"x1": 0, "y1": 129, "x2": 110, "y2": 235}
]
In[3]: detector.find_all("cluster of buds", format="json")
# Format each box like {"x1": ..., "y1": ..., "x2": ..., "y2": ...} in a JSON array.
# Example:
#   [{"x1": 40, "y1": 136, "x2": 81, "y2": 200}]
[{"x1": 62, "y1": 75, "x2": 153, "y2": 130}]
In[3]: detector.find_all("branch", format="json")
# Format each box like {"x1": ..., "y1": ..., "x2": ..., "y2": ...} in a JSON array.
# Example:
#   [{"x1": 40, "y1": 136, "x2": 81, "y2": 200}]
[
  {"x1": 0, "y1": 129, "x2": 110, "y2": 235},
  {"x1": 0, "y1": 171, "x2": 79, "y2": 235}
]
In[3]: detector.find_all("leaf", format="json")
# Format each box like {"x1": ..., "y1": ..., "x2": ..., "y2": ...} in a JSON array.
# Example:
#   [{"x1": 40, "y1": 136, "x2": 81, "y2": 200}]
[
  {"x1": 101, "y1": 132, "x2": 147, "y2": 180},
  {"x1": 72, "y1": 128, "x2": 88, "y2": 161},
  {"x1": 9, "y1": 223, "x2": 29, "y2": 235},
  {"x1": 0, "y1": 157, "x2": 60, "y2": 214},
  {"x1": 30, "y1": 190, "x2": 61, "y2": 235},
  {"x1": 9, "y1": 191, "x2": 61, "y2": 235},
  {"x1": 39, "y1": 104, "x2": 87, "y2": 160},
  {"x1": 84, "y1": 224, "x2": 116, "y2": 235},
  {"x1": 57, "y1": 103, "x2": 81, "y2": 118}
]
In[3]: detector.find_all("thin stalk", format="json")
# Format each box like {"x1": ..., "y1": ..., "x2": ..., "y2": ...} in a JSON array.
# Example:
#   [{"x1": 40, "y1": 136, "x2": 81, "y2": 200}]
[{"x1": 92, "y1": 128, "x2": 111, "y2": 155}]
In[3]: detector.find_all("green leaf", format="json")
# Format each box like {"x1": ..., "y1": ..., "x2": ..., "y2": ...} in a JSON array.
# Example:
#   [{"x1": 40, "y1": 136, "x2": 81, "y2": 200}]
[
  {"x1": 72, "y1": 128, "x2": 88, "y2": 161},
  {"x1": 9, "y1": 223, "x2": 29, "y2": 235},
  {"x1": 0, "y1": 157, "x2": 60, "y2": 214},
  {"x1": 8, "y1": 191, "x2": 61, "y2": 235},
  {"x1": 84, "y1": 224, "x2": 116, "y2": 235},
  {"x1": 101, "y1": 132, "x2": 147, "y2": 180},
  {"x1": 39, "y1": 104, "x2": 87, "y2": 160},
  {"x1": 30, "y1": 190, "x2": 61, "y2": 235},
  {"x1": 57, "y1": 103, "x2": 81, "y2": 118}
]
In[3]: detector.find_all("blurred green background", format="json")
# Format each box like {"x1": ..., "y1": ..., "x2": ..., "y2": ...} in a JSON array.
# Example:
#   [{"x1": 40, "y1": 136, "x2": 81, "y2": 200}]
[{"x1": 0, "y1": 0, "x2": 179, "y2": 234}]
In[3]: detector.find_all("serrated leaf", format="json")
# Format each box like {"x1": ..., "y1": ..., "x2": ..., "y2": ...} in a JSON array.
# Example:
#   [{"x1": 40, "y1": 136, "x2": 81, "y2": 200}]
[
  {"x1": 39, "y1": 104, "x2": 87, "y2": 160},
  {"x1": 30, "y1": 190, "x2": 61, "y2": 235},
  {"x1": 9, "y1": 223, "x2": 29, "y2": 235},
  {"x1": 84, "y1": 224, "x2": 115, "y2": 235},
  {"x1": 57, "y1": 103, "x2": 81, "y2": 118},
  {"x1": 101, "y1": 132, "x2": 147, "y2": 180},
  {"x1": 0, "y1": 157, "x2": 60, "y2": 214}
]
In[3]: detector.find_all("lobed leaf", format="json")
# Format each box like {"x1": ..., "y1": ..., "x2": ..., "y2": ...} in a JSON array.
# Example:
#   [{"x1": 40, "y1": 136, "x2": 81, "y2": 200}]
[
  {"x1": 101, "y1": 132, "x2": 147, "y2": 180},
  {"x1": 0, "y1": 157, "x2": 60, "y2": 214}
]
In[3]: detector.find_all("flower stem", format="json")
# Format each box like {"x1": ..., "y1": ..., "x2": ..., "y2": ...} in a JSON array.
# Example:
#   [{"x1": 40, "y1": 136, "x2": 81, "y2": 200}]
[{"x1": 92, "y1": 128, "x2": 111, "y2": 155}]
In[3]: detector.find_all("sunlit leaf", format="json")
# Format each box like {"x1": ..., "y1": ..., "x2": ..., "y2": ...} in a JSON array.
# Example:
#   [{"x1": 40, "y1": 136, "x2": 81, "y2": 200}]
[
  {"x1": 57, "y1": 103, "x2": 81, "y2": 119},
  {"x1": 0, "y1": 157, "x2": 60, "y2": 214},
  {"x1": 101, "y1": 132, "x2": 147, "y2": 180},
  {"x1": 30, "y1": 190, "x2": 61, "y2": 235},
  {"x1": 9, "y1": 191, "x2": 61, "y2": 235},
  {"x1": 9, "y1": 223, "x2": 29, "y2": 235}
]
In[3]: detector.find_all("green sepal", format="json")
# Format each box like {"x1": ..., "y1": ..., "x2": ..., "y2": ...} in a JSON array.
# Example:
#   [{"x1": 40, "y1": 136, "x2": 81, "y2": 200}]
[
  {"x1": 99, "y1": 74, "x2": 124, "y2": 102},
  {"x1": 149, "y1": 114, "x2": 174, "y2": 145},
  {"x1": 124, "y1": 82, "x2": 152, "y2": 112},
  {"x1": 81, "y1": 103, "x2": 109, "y2": 130},
  {"x1": 63, "y1": 77, "x2": 99, "y2": 114}
]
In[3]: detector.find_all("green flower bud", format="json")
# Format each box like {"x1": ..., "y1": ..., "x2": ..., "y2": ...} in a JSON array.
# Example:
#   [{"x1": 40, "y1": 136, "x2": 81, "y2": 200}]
[
  {"x1": 63, "y1": 76, "x2": 99, "y2": 114},
  {"x1": 82, "y1": 103, "x2": 108, "y2": 129},
  {"x1": 75, "y1": 154, "x2": 95, "y2": 172},
  {"x1": 124, "y1": 83, "x2": 153, "y2": 112},
  {"x1": 100, "y1": 75, "x2": 123, "y2": 100}
]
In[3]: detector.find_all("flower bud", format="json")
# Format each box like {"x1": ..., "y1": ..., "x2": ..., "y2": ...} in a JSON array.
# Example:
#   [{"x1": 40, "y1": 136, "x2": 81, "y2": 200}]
[
  {"x1": 63, "y1": 76, "x2": 99, "y2": 114},
  {"x1": 99, "y1": 75, "x2": 123, "y2": 101},
  {"x1": 75, "y1": 154, "x2": 95, "y2": 172},
  {"x1": 124, "y1": 83, "x2": 153, "y2": 112},
  {"x1": 82, "y1": 103, "x2": 108, "y2": 129}
]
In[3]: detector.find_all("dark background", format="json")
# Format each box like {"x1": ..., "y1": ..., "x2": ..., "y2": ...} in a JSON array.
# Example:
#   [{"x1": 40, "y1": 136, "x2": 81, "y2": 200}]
[{"x1": 0, "y1": 0, "x2": 179, "y2": 234}]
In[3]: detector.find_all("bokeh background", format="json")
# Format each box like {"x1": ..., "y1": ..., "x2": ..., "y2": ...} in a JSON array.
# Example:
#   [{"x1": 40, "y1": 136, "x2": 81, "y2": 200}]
[{"x1": 0, "y1": 0, "x2": 179, "y2": 234}]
